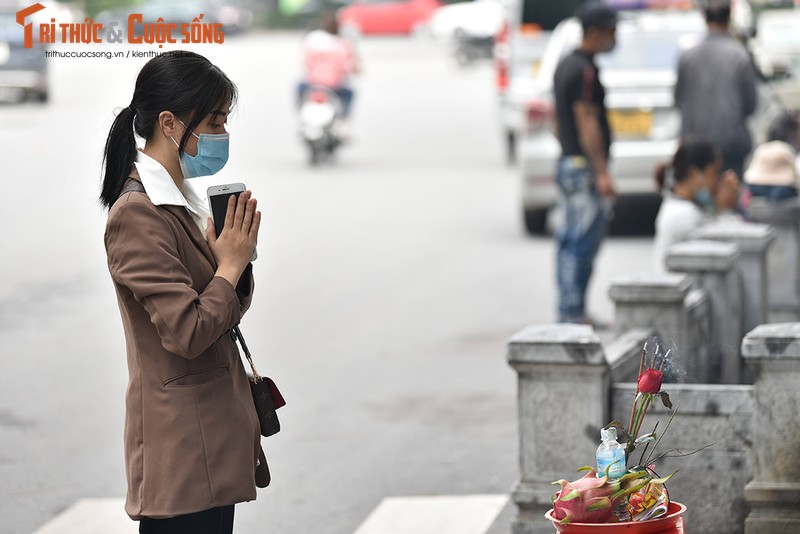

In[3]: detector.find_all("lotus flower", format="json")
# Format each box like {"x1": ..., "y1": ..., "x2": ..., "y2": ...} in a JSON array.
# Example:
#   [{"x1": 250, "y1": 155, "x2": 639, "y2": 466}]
[{"x1": 551, "y1": 466, "x2": 676, "y2": 525}]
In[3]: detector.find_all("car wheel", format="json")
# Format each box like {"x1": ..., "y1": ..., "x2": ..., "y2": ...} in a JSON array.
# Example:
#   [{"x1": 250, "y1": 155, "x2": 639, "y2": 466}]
[
  {"x1": 523, "y1": 207, "x2": 548, "y2": 235},
  {"x1": 454, "y1": 47, "x2": 471, "y2": 67},
  {"x1": 607, "y1": 194, "x2": 661, "y2": 236},
  {"x1": 35, "y1": 90, "x2": 48, "y2": 103},
  {"x1": 505, "y1": 129, "x2": 517, "y2": 166}
]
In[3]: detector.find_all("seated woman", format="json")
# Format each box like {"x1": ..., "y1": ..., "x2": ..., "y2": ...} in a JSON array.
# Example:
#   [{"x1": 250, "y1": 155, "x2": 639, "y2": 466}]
[
  {"x1": 744, "y1": 112, "x2": 799, "y2": 202},
  {"x1": 652, "y1": 140, "x2": 740, "y2": 271}
]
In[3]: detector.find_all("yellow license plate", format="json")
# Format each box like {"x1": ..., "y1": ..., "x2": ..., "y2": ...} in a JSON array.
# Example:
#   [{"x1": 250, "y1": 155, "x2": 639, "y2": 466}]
[{"x1": 608, "y1": 110, "x2": 652, "y2": 138}]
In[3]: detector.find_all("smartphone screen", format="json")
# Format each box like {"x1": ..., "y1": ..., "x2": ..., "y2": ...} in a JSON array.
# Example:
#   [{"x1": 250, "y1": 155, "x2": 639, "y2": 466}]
[{"x1": 210, "y1": 191, "x2": 242, "y2": 237}]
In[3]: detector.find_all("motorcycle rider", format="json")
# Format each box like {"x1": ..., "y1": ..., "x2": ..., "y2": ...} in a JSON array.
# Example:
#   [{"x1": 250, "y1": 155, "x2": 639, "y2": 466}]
[{"x1": 298, "y1": 11, "x2": 359, "y2": 138}]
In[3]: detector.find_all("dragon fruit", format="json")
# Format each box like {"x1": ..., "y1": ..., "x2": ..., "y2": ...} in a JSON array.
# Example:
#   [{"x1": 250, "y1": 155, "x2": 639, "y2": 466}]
[
  {"x1": 551, "y1": 468, "x2": 622, "y2": 524},
  {"x1": 551, "y1": 466, "x2": 675, "y2": 525}
]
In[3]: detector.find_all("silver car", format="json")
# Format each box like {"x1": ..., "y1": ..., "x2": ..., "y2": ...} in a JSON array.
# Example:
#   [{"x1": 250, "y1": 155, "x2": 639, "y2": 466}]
[
  {"x1": 518, "y1": 9, "x2": 760, "y2": 235},
  {"x1": 748, "y1": 9, "x2": 800, "y2": 80}
]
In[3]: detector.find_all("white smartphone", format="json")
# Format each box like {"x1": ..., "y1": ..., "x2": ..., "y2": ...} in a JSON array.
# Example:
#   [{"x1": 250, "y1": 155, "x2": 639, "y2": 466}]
[{"x1": 207, "y1": 183, "x2": 258, "y2": 261}]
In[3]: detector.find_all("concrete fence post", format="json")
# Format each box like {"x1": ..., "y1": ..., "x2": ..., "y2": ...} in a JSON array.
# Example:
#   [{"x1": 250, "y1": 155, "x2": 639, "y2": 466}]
[
  {"x1": 667, "y1": 240, "x2": 742, "y2": 384},
  {"x1": 748, "y1": 198, "x2": 800, "y2": 322},
  {"x1": 691, "y1": 221, "x2": 775, "y2": 334},
  {"x1": 608, "y1": 272, "x2": 712, "y2": 382},
  {"x1": 741, "y1": 323, "x2": 800, "y2": 534},
  {"x1": 507, "y1": 324, "x2": 607, "y2": 534}
]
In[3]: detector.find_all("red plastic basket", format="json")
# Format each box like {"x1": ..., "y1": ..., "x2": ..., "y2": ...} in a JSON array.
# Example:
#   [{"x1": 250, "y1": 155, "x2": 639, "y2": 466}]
[{"x1": 545, "y1": 502, "x2": 687, "y2": 533}]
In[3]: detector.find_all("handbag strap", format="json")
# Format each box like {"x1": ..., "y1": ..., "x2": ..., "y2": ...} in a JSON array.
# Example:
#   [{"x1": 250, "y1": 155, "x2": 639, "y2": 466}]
[{"x1": 233, "y1": 325, "x2": 263, "y2": 382}]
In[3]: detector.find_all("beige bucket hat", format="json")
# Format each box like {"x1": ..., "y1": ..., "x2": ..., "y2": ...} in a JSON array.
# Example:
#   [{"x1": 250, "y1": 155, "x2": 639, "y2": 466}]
[{"x1": 744, "y1": 141, "x2": 798, "y2": 187}]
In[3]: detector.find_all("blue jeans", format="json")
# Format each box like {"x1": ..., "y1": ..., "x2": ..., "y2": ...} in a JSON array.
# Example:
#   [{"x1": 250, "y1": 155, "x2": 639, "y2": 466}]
[
  {"x1": 555, "y1": 156, "x2": 608, "y2": 323},
  {"x1": 747, "y1": 184, "x2": 798, "y2": 201}
]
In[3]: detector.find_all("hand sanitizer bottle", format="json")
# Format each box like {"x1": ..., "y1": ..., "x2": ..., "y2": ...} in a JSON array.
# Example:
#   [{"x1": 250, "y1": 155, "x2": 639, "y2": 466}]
[
  {"x1": 596, "y1": 427, "x2": 626, "y2": 479},
  {"x1": 596, "y1": 427, "x2": 631, "y2": 521}
]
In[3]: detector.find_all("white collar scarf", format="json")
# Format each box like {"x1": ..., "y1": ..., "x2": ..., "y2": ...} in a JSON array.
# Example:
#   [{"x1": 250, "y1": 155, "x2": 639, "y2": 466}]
[{"x1": 134, "y1": 151, "x2": 211, "y2": 240}]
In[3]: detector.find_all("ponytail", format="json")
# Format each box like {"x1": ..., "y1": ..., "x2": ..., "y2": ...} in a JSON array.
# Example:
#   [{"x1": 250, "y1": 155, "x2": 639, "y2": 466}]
[
  {"x1": 100, "y1": 106, "x2": 137, "y2": 208},
  {"x1": 654, "y1": 162, "x2": 670, "y2": 191}
]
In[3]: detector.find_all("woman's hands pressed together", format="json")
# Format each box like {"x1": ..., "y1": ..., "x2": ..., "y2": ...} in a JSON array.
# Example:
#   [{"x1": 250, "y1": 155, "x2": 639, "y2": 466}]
[
  {"x1": 715, "y1": 170, "x2": 740, "y2": 212},
  {"x1": 207, "y1": 190, "x2": 261, "y2": 287}
]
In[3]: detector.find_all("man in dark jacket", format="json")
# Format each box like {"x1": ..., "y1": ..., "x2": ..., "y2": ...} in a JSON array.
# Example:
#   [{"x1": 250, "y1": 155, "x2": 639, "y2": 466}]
[
  {"x1": 552, "y1": 1, "x2": 617, "y2": 324},
  {"x1": 675, "y1": 0, "x2": 757, "y2": 179}
]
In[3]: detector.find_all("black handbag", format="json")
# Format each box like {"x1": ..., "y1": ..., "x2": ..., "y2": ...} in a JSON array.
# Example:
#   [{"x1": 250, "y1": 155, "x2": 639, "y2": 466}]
[{"x1": 232, "y1": 326, "x2": 285, "y2": 437}]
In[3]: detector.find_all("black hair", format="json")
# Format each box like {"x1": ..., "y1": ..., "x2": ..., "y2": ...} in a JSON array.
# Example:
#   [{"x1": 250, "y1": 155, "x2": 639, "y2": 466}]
[
  {"x1": 767, "y1": 112, "x2": 800, "y2": 145},
  {"x1": 100, "y1": 50, "x2": 237, "y2": 209},
  {"x1": 704, "y1": 6, "x2": 731, "y2": 26},
  {"x1": 655, "y1": 140, "x2": 719, "y2": 191}
]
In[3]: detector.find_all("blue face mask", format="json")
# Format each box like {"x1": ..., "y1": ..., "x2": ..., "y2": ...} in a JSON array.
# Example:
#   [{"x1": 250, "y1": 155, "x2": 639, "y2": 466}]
[
  {"x1": 693, "y1": 187, "x2": 713, "y2": 208},
  {"x1": 172, "y1": 121, "x2": 229, "y2": 178}
]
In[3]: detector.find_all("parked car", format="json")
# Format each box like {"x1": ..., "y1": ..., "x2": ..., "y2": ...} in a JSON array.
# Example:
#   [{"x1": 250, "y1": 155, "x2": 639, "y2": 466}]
[
  {"x1": 0, "y1": 6, "x2": 48, "y2": 102},
  {"x1": 495, "y1": 0, "x2": 584, "y2": 164},
  {"x1": 337, "y1": 0, "x2": 442, "y2": 36},
  {"x1": 518, "y1": 9, "x2": 782, "y2": 235},
  {"x1": 748, "y1": 8, "x2": 800, "y2": 79}
]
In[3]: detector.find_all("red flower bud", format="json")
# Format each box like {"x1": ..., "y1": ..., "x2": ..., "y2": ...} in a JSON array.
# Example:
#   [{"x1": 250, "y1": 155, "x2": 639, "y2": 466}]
[{"x1": 637, "y1": 368, "x2": 663, "y2": 394}]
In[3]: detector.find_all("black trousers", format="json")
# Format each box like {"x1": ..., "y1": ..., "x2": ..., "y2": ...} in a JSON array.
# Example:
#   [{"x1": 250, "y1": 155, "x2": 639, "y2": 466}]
[
  {"x1": 721, "y1": 146, "x2": 750, "y2": 182},
  {"x1": 139, "y1": 505, "x2": 235, "y2": 534}
]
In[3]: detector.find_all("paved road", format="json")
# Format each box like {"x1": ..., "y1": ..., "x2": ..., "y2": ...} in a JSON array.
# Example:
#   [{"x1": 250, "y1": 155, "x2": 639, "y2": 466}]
[{"x1": 0, "y1": 32, "x2": 653, "y2": 533}]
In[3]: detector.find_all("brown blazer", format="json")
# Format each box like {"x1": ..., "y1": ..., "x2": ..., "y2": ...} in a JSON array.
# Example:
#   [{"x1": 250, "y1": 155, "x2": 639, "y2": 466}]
[{"x1": 104, "y1": 171, "x2": 269, "y2": 520}]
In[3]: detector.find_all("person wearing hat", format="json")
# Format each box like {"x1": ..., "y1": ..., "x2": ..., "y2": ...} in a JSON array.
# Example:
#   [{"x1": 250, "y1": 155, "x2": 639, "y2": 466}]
[
  {"x1": 744, "y1": 141, "x2": 799, "y2": 202},
  {"x1": 765, "y1": 111, "x2": 800, "y2": 177},
  {"x1": 552, "y1": 0, "x2": 618, "y2": 324},
  {"x1": 675, "y1": 0, "x2": 757, "y2": 180}
]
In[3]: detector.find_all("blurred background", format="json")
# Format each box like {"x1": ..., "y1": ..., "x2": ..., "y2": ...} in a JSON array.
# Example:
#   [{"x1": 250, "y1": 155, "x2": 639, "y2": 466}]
[{"x1": 1, "y1": 0, "x2": 799, "y2": 532}]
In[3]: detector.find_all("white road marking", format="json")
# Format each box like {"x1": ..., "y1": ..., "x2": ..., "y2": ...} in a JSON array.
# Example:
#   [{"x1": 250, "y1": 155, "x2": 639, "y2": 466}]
[
  {"x1": 33, "y1": 498, "x2": 136, "y2": 534},
  {"x1": 352, "y1": 494, "x2": 509, "y2": 534},
  {"x1": 34, "y1": 494, "x2": 509, "y2": 534}
]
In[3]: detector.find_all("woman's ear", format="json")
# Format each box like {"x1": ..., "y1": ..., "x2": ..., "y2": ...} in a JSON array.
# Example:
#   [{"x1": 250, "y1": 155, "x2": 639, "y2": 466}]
[{"x1": 158, "y1": 111, "x2": 180, "y2": 141}]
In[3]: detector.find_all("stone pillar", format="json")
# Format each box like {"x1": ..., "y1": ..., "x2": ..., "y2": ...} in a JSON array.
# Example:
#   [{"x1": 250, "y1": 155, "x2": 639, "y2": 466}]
[
  {"x1": 608, "y1": 272, "x2": 712, "y2": 382},
  {"x1": 667, "y1": 240, "x2": 742, "y2": 384},
  {"x1": 691, "y1": 221, "x2": 775, "y2": 334},
  {"x1": 507, "y1": 324, "x2": 607, "y2": 534},
  {"x1": 748, "y1": 198, "x2": 800, "y2": 322},
  {"x1": 741, "y1": 324, "x2": 800, "y2": 534}
]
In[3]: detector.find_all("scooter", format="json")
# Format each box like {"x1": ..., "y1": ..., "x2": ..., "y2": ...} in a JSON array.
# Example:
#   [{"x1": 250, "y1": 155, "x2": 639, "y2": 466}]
[{"x1": 298, "y1": 85, "x2": 343, "y2": 166}]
